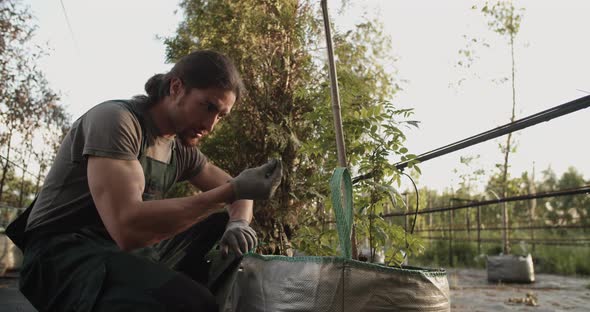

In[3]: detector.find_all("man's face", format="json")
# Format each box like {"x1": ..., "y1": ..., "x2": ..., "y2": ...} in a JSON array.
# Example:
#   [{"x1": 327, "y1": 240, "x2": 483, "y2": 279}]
[{"x1": 171, "y1": 85, "x2": 236, "y2": 147}]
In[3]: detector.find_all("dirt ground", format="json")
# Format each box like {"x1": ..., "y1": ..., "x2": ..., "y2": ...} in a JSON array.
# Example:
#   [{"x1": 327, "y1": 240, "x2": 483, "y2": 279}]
[
  {"x1": 448, "y1": 268, "x2": 590, "y2": 311},
  {"x1": 1, "y1": 268, "x2": 589, "y2": 311}
]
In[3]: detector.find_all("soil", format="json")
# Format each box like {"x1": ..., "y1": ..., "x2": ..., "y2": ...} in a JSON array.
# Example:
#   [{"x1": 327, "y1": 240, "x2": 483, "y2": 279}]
[{"x1": 448, "y1": 268, "x2": 590, "y2": 311}]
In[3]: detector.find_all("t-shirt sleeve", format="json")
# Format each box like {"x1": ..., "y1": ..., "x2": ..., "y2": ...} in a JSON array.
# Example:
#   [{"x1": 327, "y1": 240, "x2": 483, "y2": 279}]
[
  {"x1": 80, "y1": 102, "x2": 142, "y2": 160},
  {"x1": 177, "y1": 145, "x2": 208, "y2": 181}
]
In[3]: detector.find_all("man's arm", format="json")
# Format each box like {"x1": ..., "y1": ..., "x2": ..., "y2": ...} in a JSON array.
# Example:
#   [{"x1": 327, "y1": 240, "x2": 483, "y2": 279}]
[
  {"x1": 190, "y1": 163, "x2": 253, "y2": 222},
  {"x1": 88, "y1": 156, "x2": 233, "y2": 251}
]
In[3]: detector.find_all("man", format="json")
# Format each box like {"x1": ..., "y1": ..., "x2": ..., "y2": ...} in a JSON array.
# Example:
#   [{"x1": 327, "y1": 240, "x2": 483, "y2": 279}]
[{"x1": 6, "y1": 50, "x2": 282, "y2": 311}]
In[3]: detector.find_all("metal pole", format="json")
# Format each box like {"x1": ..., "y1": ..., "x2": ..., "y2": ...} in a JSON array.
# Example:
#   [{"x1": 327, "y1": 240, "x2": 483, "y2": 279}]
[
  {"x1": 383, "y1": 185, "x2": 590, "y2": 217},
  {"x1": 449, "y1": 209, "x2": 454, "y2": 267},
  {"x1": 353, "y1": 95, "x2": 590, "y2": 183},
  {"x1": 466, "y1": 206, "x2": 471, "y2": 237},
  {"x1": 477, "y1": 205, "x2": 481, "y2": 255},
  {"x1": 393, "y1": 95, "x2": 590, "y2": 171},
  {"x1": 428, "y1": 199, "x2": 433, "y2": 241},
  {"x1": 404, "y1": 193, "x2": 409, "y2": 233},
  {"x1": 530, "y1": 163, "x2": 537, "y2": 252}
]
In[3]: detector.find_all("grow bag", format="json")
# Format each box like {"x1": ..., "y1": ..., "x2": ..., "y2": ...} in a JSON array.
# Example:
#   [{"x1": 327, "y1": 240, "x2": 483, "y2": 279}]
[
  {"x1": 214, "y1": 253, "x2": 449, "y2": 311},
  {"x1": 487, "y1": 253, "x2": 535, "y2": 283},
  {"x1": 209, "y1": 168, "x2": 450, "y2": 311}
]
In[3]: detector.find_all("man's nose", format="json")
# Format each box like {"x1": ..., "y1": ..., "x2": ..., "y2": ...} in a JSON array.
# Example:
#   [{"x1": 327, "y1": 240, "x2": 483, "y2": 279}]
[{"x1": 201, "y1": 115, "x2": 217, "y2": 133}]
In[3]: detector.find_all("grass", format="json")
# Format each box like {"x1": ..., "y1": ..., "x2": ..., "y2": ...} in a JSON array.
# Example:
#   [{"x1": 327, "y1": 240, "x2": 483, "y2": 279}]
[{"x1": 410, "y1": 239, "x2": 590, "y2": 276}]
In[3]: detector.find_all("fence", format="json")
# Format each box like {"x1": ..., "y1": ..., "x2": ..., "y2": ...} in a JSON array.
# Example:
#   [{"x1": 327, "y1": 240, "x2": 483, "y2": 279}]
[{"x1": 382, "y1": 185, "x2": 590, "y2": 266}]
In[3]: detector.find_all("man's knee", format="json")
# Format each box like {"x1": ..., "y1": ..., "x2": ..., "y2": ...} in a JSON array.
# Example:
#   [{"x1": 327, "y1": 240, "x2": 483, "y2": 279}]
[
  {"x1": 150, "y1": 273, "x2": 218, "y2": 312},
  {"x1": 96, "y1": 253, "x2": 218, "y2": 312},
  {"x1": 94, "y1": 276, "x2": 217, "y2": 312}
]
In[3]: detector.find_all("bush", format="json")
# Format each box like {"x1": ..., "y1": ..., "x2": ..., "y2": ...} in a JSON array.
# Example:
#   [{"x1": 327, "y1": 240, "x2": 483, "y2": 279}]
[{"x1": 531, "y1": 246, "x2": 590, "y2": 275}]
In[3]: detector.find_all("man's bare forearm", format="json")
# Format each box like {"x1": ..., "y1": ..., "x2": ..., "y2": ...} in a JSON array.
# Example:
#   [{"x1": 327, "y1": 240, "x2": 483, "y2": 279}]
[
  {"x1": 106, "y1": 183, "x2": 235, "y2": 251},
  {"x1": 227, "y1": 199, "x2": 253, "y2": 223},
  {"x1": 189, "y1": 163, "x2": 253, "y2": 223}
]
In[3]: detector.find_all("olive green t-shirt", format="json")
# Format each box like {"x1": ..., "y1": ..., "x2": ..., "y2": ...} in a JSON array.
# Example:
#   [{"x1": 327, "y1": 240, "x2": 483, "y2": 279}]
[{"x1": 26, "y1": 100, "x2": 208, "y2": 231}]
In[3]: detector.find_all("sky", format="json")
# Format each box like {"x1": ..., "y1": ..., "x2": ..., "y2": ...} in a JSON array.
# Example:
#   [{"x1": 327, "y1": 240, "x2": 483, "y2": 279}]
[{"x1": 21, "y1": 0, "x2": 590, "y2": 193}]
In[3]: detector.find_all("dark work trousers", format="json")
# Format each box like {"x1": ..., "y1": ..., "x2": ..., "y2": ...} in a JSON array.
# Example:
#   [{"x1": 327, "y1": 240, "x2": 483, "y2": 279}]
[{"x1": 19, "y1": 212, "x2": 229, "y2": 312}]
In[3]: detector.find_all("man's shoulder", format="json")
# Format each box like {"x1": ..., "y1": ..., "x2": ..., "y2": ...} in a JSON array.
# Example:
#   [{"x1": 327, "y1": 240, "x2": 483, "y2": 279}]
[
  {"x1": 77, "y1": 99, "x2": 144, "y2": 160},
  {"x1": 86, "y1": 99, "x2": 135, "y2": 116},
  {"x1": 83, "y1": 100, "x2": 141, "y2": 126}
]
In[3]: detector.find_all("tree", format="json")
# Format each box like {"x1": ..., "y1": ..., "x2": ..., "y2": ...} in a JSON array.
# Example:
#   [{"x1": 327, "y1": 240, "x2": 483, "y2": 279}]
[
  {"x1": 452, "y1": 0, "x2": 525, "y2": 254},
  {"x1": 165, "y1": 0, "x2": 419, "y2": 261},
  {"x1": 0, "y1": 0, "x2": 69, "y2": 207},
  {"x1": 479, "y1": 0, "x2": 524, "y2": 254},
  {"x1": 554, "y1": 167, "x2": 587, "y2": 225}
]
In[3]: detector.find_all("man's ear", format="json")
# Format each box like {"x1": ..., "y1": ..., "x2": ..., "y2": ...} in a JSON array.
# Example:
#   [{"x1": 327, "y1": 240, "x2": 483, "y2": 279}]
[{"x1": 169, "y1": 77, "x2": 184, "y2": 98}]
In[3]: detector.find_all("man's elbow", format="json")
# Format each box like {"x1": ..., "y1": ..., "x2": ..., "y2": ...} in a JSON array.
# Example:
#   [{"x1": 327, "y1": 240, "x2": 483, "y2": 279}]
[
  {"x1": 108, "y1": 227, "x2": 142, "y2": 252},
  {"x1": 106, "y1": 225, "x2": 135, "y2": 251},
  {"x1": 96, "y1": 202, "x2": 146, "y2": 251},
  {"x1": 101, "y1": 212, "x2": 145, "y2": 251}
]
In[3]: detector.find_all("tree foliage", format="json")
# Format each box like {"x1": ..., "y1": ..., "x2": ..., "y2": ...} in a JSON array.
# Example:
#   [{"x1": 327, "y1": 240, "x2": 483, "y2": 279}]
[
  {"x1": 0, "y1": 0, "x2": 69, "y2": 209},
  {"x1": 165, "y1": 0, "x2": 420, "y2": 262}
]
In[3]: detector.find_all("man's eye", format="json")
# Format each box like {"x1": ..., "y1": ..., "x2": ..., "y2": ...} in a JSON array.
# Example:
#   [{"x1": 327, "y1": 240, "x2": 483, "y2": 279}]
[{"x1": 207, "y1": 103, "x2": 217, "y2": 112}]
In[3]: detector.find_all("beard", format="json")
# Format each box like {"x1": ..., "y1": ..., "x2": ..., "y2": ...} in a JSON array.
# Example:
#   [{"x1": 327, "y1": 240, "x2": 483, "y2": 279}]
[{"x1": 177, "y1": 130, "x2": 201, "y2": 147}]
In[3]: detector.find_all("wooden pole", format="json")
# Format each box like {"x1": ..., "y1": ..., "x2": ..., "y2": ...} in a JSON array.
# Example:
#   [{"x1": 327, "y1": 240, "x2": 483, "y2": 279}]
[
  {"x1": 321, "y1": 0, "x2": 357, "y2": 259},
  {"x1": 320, "y1": 0, "x2": 347, "y2": 167}
]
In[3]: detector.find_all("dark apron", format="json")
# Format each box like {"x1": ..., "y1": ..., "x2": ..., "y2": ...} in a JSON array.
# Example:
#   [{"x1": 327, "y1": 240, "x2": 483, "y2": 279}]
[{"x1": 5, "y1": 101, "x2": 224, "y2": 311}]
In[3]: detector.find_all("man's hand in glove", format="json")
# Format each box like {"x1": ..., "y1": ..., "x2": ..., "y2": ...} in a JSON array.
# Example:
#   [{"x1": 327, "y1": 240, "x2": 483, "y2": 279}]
[
  {"x1": 230, "y1": 159, "x2": 282, "y2": 201},
  {"x1": 220, "y1": 219, "x2": 257, "y2": 258}
]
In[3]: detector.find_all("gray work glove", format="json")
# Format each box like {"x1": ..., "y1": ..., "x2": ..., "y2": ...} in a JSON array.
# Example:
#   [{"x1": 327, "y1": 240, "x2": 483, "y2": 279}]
[
  {"x1": 220, "y1": 220, "x2": 257, "y2": 258},
  {"x1": 230, "y1": 159, "x2": 283, "y2": 200}
]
